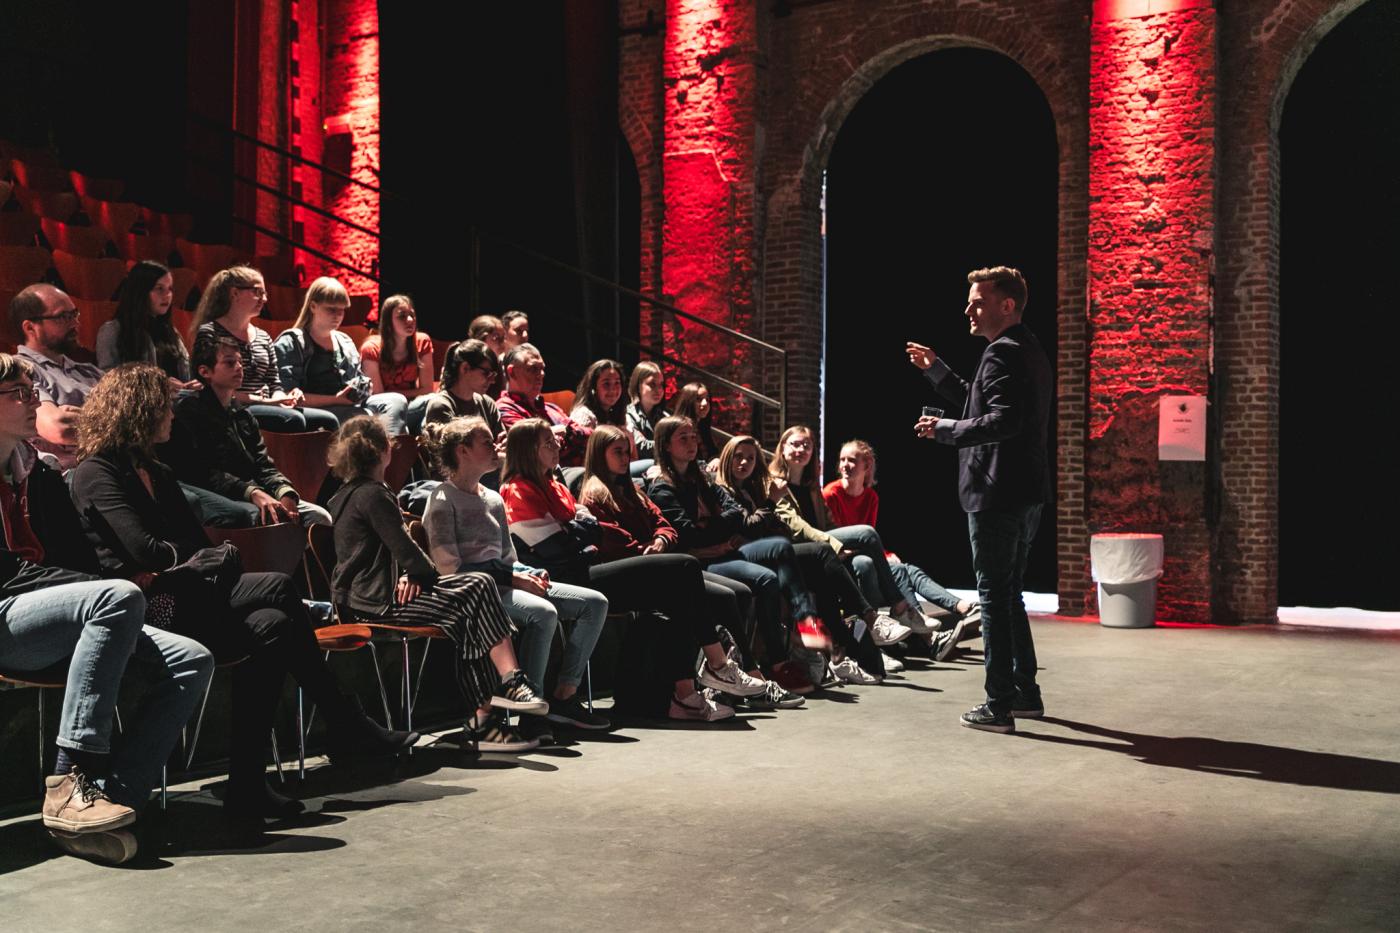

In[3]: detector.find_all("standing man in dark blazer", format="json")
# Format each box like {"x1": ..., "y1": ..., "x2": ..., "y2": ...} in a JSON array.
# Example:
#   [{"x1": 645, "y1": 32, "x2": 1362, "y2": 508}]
[{"x1": 908, "y1": 266, "x2": 1053, "y2": 733}]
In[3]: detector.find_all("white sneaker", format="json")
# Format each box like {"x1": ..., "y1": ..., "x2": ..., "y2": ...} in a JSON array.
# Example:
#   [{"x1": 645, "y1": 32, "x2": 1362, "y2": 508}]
[
  {"x1": 954, "y1": 607, "x2": 984, "y2": 643},
  {"x1": 894, "y1": 605, "x2": 935, "y2": 636},
  {"x1": 880, "y1": 652, "x2": 905, "y2": 674},
  {"x1": 669, "y1": 690, "x2": 735, "y2": 721},
  {"x1": 870, "y1": 613, "x2": 912, "y2": 646},
  {"x1": 829, "y1": 657, "x2": 881, "y2": 685},
  {"x1": 697, "y1": 657, "x2": 768, "y2": 697}
]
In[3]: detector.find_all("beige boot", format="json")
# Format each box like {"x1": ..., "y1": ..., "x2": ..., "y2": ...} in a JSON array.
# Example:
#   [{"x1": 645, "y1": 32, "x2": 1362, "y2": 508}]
[{"x1": 42, "y1": 768, "x2": 136, "y2": 833}]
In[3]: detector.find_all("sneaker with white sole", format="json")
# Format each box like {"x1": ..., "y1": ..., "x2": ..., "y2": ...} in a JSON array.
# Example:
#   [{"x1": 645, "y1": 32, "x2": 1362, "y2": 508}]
[
  {"x1": 933, "y1": 629, "x2": 961, "y2": 661},
  {"x1": 491, "y1": 670, "x2": 550, "y2": 714},
  {"x1": 894, "y1": 605, "x2": 935, "y2": 636},
  {"x1": 880, "y1": 651, "x2": 905, "y2": 674},
  {"x1": 743, "y1": 680, "x2": 806, "y2": 710},
  {"x1": 669, "y1": 690, "x2": 735, "y2": 721},
  {"x1": 870, "y1": 613, "x2": 912, "y2": 646},
  {"x1": 697, "y1": 657, "x2": 768, "y2": 697},
  {"x1": 467, "y1": 711, "x2": 540, "y2": 753},
  {"x1": 829, "y1": 657, "x2": 881, "y2": 685},
  {"x1": 955, "y1": 606, "x2": 984, "y2": 642}
]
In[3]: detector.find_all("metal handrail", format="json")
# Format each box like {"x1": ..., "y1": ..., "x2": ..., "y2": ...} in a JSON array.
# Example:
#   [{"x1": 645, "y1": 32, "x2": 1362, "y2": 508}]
[{"x1": 195, "y1": 117, "x2": 787, "y2": 424}]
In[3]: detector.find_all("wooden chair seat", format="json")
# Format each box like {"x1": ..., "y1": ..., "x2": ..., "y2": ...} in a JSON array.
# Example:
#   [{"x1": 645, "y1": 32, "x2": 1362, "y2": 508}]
[
  {"x1": 315, "y1": 623, "x2": 374, "y2": 652},
  {"x1": 0, "y1": 212, "x2": 41, "y2": 247},
  {"x1": 52, "y1": 249, "x2": 128, "y2": 301},
  {"x1": 80, "y1": 197, "x2": 142, "y2": 239},
  {"x1": 259, "y1": 429, "x2": 334, "y2": 504},
  {"x1": 362, "y1": 622, "x2": 446, "y2": 640},
  {"x1": 40, "y1": 217, "x2": 112, "y2": 258},
  {"x1": 0, "y1": 244, "x2": 55, "y2": 291},
  {"x1": 0, "y1": 661, "x2": 70, "y2": 690},
  {"x1": 9, "y1": 188, "x2": 79, "y2": 222},
  {"x1": 68, "y1": 171, "x2": 124, "y2": 201}
]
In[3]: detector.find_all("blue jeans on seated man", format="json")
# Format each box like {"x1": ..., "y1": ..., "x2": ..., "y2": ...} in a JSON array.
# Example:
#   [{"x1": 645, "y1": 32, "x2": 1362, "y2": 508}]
[
  {"x1": 180, "y1": 482, "x2": 333, "y2": 528},
  {"x1": 0, "y1": 579, "x2": 215, "y2": 809},
  {"x1": 968, "y1": 503, "x2": 1043, "y2": 715}
]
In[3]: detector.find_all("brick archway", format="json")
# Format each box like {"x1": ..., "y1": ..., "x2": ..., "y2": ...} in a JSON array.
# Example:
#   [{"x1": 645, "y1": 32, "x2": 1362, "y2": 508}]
[
  {"x1": 757, "y1": 10, "x2": 1090, "y2": 612},
  {"x1": 1215, "y1": 0, "x2": 1374, "y2": 623}
]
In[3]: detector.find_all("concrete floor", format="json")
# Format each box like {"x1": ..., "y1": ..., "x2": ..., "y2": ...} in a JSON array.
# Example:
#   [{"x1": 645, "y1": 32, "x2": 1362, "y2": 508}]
[{"x1": 2, "y1": 618, "x2": 1398, "y2": 932}]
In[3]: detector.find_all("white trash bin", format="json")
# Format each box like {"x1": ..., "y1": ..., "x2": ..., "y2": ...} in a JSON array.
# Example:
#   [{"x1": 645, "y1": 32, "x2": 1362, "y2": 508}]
[{"x1": 1090, "y1": 533, "x2": 1164, "y2": 629}]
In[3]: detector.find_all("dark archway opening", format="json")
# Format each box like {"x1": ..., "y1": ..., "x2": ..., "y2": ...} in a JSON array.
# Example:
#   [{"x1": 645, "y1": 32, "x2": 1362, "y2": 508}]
[
  {"x1": 1280, "y1": 0, "x2": 1400, "y2": 610},
  {"x1": 823, "y1": 47, "x2": 1059, "y2": 594}
]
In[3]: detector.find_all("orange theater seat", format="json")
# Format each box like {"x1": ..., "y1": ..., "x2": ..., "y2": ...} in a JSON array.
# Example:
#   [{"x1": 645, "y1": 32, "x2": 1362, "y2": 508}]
[
  {"x1": 0, "y1": 245, "x2": 55, "y2": 292},
  {"x1": 81, "y1": 197, "x2": 143, "y2": 240},
  {"x1": 71, "y1": 299, "x2": 117, "y2": 352},
  {"x1": 51, "y1": 250, "x2": 128, "y2": 301},
  {"x1": 139, "y1": 207, "x2": 194, "y2": 239},
  {"x1": 40, "y1": 217, "x2": 112, "y2": 259},
  {"x1": 8, "y1": 159, "x2": 70, "y2": 193},
  {"x1": 169, "y1": 267, "x2": 201, "y2": 309},
  {"x1": 0, "y1": 212, "x2": 40, "y2": 247},
  {"x1": 68, "y1": 171, "x2": 124, "y2": 201},
  {"x1": 115, "y1": 232, "x2": 179, "y2": 265},
  {"x1": 9, "y1": 187, "x2": 79, "y2": 222}
]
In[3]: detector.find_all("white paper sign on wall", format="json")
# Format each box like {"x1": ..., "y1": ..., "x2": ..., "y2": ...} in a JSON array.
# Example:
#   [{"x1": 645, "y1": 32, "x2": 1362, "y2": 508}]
[{"x1": 1158, "y1": 395, "x2": 1206, "y2": 461}]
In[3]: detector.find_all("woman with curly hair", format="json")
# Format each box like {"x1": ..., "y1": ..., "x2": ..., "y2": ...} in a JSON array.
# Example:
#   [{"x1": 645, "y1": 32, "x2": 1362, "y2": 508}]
[
  {"x1": 96, "y1": 260, "x2": 196, "y2": 390},
  {"x1": 192, "y1": 265, "x2": 339, "y2": 433},
  {"x1": 328, "y1": 415, "x2": 548, "y2": 753},
  {"x1": 69, "y1": 365, "x2": 416, "y2": 820}
]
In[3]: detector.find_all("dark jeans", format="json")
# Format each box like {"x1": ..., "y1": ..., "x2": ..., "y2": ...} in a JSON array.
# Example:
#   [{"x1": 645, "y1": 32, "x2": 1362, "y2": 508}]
[
  {"x1": 209, "y1": 572, "x2": 354, "y2": 792},
  {"x1": 791, "y1": 543, "x2": 883, "y2": 677},
  {"x1": 968, "y1": 503, "x2": 1043, "y2": 714},
  {"x1": 247, "y1": 403, "x2": 340, "y2": 433},
  {"x1": 588, "y1": 554, "x2": 751, "y2": 681}
]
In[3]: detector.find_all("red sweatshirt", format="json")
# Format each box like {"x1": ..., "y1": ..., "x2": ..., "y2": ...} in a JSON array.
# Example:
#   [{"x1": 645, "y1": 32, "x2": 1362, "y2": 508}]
[{"x1": 822, "y1": 479, "x2": 878, "y2": 529}]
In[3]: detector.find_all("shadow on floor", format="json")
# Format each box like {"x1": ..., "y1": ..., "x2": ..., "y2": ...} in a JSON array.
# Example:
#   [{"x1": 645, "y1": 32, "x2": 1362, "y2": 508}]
[{"x1": 1020, "y1": 718, "x2": 1400, "y2": 793}]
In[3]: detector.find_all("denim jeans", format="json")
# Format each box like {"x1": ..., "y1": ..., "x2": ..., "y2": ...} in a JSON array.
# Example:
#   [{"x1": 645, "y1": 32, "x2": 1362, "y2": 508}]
[
  {"x1": 704, "y1": 554, "x2": 782, "y2": 665},
  {"x1": 247, "y1": 404, "x2": 340, "y2": 433},
  {"x1": 828, "y1": 524, "x2": 905, "y2": 609},
  {"x1": 731, "y1": 536, "x2": 816, "y2": 663},
  {"x1": 890, "y1": 561, "x2": 962, "y2": 615},
  {"x1": 502, "y1": 580, "x2": 608, "y2": 690},
  {"x1": 180, "y1": 482, "x2": 333, "y2": 528},
  {"x1": 323, "y1": 392, "x2": 410, "y2": 435},
  {"x1": 968, "y1": 503, "x2": 1043, "y2": 714},
  {"x1": 405, "y1": 394, "x2": 432, "y2": 436},
  {"x1": 0, "y1": 579, "x2": 214, "y2": 809}
]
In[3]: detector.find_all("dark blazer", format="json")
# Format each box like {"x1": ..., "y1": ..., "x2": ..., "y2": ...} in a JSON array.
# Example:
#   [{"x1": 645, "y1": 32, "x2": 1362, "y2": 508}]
[
  {"x1": 924, "y1": 322, "x2": 1053, "y2": 513},
  {"x1": 70, "y1": 448, "x2": 211, "y2": 576},
  {"x1": 162, "y1": 386, "x2": 298, "y2": 503}
]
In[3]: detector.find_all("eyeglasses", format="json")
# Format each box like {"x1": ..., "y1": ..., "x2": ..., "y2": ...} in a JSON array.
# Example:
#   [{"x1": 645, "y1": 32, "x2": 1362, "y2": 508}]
[
  {"x1": 29, "y1": 309, "x2": 80, "y2": 324},
  {"x1": 0, "y1": 385, "x2": 39, "y2": 403},
  {"x1": 233, "y1": 286, "x2": 267, "y2": 298},
  {"x1": 472, "y1": 365, "x2": 497, "y2": 377}
]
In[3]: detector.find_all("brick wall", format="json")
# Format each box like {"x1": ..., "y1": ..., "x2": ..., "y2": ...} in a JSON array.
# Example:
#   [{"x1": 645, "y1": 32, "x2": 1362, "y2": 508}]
[{"x1": 1087, "y1": 0, "x2": 1216, "y2": 623}]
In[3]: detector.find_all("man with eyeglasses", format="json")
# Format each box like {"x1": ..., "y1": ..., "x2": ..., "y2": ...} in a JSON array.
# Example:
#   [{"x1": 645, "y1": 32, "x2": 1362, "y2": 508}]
[{"x1": 8, "y1": 284, "x2": 104, "y2": 469}]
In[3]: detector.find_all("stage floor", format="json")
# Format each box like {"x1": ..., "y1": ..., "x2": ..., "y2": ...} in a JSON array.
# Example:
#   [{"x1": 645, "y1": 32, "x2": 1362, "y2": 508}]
[{"x1": 2, "y1": 618, "x2": 1397, "y2": 931}]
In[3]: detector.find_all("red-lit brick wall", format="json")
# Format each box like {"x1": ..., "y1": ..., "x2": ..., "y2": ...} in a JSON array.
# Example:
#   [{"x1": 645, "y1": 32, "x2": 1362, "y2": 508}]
[{"x1": 1087, "y1": 0, "x2": 1216, "y2": 623}]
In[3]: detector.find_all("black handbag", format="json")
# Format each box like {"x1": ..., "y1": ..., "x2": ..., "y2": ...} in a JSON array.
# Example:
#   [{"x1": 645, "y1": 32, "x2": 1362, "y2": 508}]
[{"x1": 144, "y1": 542, "x2": 252, "y2": 659}]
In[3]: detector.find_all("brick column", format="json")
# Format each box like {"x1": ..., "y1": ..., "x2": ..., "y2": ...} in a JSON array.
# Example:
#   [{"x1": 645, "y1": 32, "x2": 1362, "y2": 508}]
[
  {"x1": 662, "y1": 0, "x2": 760, "y2": 429},
  {"x1": 1088, "y1": 0, "x2": 1216, "y2": 623}
]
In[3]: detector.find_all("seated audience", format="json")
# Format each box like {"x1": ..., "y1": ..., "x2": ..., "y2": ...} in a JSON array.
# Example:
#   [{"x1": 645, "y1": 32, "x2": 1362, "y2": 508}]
[
  {"x1": 192, "y1": 266, "x2": 339, "y2": 434},
  {"x1": 624, "y1": 361, "x2": 666, "y2": 459},
  {"x1": 163, "y1": 334, "x2": 333, "y2": 527},
  {"x1": 569, "y1": 359, "x2": 630, "y2": 433},
  {"x1": 823, "y1": 438, "x2": 982, "y2": 658},
  {"x1": 96, "y1": 260, "x2": 196, "y2": 390},
  {"x1": 0, "y1": 352, "x2": 213, "y2": 865},
  {"x1": 496, "y1": 343, "x2": 591, "y2": 467},
  {"x1": 716, "y1": 434, "x2": 891, "y2": 682},
  {"x1": 273, "y1": 276, "x2": 409, "y2": 433},
  {"x1": 501, "y1": 309, "x2": 530, "y2": 351},
  {"x1": 468, "y1": 314, "x2": 507, "y2": 358},
  {"x1": 69, "y1": 365, "x2": 415, "y2": 819},
  {"x1": 327, "y1": 416, "x2": 549, "y2": 753},
  {"x1": 422, "y1": 417, "x2": 610, "y2": 743},
  {"x1": 359, "y1": 294, "x2": 435, "y2": 434},
  {"x1": 420, "y1": 339, "x2": 502, "y2": 435},
  {"x1": 768, "y1": 425, "x2": 927, "y2": 637},
  {"x1": 646, "y1": 416, "x2": 857, "y2": 686},
  {"x1": 554, "y1": 422, "x2": 788, "y2": 716},
  {"x1": 670, "y1": 381, "x2": 719, "y2": 466},
  {"x1": 9, "y1": 283, "x2": 102, "y2": 468}
]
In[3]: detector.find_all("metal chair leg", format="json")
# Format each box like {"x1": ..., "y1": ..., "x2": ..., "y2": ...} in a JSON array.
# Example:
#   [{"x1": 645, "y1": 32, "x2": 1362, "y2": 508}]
[
  {"x1": 585, "y1": 660, "x2": 593, "y2": 713},
  {"x1": 36, "y1": 689, "x2": 46, "y2": 794},
  {"x1": 185, "y1": 676, "x2": 215, "y2": 770},
  {"x1": 296, "y1": 689, "x2": 305, "y2": 781},
  {"x1": 410, "y1": 638, "x2": 432, "y2": 714},
  {"x1": 270, "y1": 726, "x2": 284, "y2": 784},
  {"x1": 367, "y1": 641, "x2": 393, "y2": 728}
]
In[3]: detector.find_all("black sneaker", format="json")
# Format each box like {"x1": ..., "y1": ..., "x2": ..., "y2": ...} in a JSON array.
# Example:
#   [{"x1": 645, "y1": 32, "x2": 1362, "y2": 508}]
[
  {"x1": 491, "y1": 670, "x2": 549, "y2": 715},
  {"x1": 960, "y1": 703, "x2": 1015, "y2": 734},
  {"x1": 741, "y1": 680, "x2": 806, "y2": 710},
  {"x1": 545, "y1": 695, "x2": 612, "y2": 730},
  {"x1": 467, "y1": 712, "x2": 539, "y2": 753},
  {"x1": 1010, "y1": 698, "x2": 1044, "y2": 719}
]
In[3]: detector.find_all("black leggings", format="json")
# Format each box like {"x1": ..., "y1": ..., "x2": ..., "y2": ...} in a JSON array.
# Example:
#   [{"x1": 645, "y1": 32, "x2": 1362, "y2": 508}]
[{"x1": 588, "y1": 553, "x2": 754, "y2": 680}]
